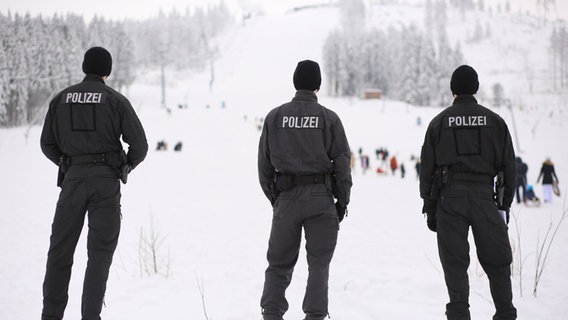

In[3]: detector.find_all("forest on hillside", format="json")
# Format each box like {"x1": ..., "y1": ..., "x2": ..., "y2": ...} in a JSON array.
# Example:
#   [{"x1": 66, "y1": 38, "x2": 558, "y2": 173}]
[
  {"x1": 323, "y1": 0, "x2": 568, "y2": 106},
  {"x1": 0, "y1": 3, "x2": 231, "y2": 127}
]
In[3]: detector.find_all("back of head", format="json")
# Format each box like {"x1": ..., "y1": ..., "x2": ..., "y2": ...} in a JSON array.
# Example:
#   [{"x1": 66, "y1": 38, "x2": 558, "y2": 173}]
[
  {"x1": 450, "y1": 65, "x2": 479, "y2": 96},
  {"x1": 293, "y1": 60, "x2": 321, "y2": 91},
  {"x1": 82, "y1": 46, "x2": 112, "y2": 77}
]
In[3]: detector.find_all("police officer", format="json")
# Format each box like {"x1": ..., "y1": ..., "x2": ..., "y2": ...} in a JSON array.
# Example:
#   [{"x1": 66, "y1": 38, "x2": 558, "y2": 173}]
[
  {"x1": 258, "y1": 60, "x2": 352, "y2": 320},
  {"x1": 419, "y1": 65, "x2": 517, "y2": 320},
  {"x1": 40, "y1": 46, "x2": 148, "y2": 320}
]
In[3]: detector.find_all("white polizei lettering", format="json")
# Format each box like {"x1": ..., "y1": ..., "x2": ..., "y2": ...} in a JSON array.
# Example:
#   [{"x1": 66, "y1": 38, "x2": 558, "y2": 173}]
[
  {"x1": 64, "y1": 92, "x2": 103, "y2": 104},
  {"x1": 448, "y1": 115, "x2": 488, "y2": 127},
  {"x1": 281, "y1": 116, "x2": 321, "y2": 128}
]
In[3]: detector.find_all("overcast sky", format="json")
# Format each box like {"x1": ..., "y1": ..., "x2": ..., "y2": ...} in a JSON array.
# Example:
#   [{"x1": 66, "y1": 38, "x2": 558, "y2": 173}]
[{"x1": 2, "y1": 0, "x2": 567, "y2": 21}]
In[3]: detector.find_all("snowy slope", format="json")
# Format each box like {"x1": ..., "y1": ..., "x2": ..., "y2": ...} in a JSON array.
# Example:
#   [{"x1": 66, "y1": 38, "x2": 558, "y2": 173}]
[{"x1": 1, "y1": 3, "x2": 568, "y2": 320}]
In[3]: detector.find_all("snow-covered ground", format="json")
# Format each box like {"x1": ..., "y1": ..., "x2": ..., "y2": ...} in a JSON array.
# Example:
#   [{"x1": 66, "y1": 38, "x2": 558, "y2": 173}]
[{"x1": 1, "y1": 3, "x2": 568, "y2": 320}]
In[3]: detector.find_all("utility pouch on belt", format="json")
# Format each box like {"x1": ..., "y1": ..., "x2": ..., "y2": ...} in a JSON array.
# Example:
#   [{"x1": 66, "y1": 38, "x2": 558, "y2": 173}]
[
  {"x1": 105, "y1": 150, "x2": 127, "y2": 169},
  {"x1": 274, "y1": 172, "x2": 294, "y2": 192}
]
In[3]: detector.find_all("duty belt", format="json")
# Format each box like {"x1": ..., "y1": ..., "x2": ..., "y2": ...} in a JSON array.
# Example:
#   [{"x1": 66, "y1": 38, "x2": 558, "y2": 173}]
[
  {"x1": 69, "y1": 153, "x2": 107, "y2": 166},
  {"x1": 452, "y1": 171, "x2": 494, "y2": 184},
  {"x1": 292, "y1": 174, "x2": 326, "y2": 186},
  {"x1": 274, "y1": 173, "x2": 328, "y2": 192}
]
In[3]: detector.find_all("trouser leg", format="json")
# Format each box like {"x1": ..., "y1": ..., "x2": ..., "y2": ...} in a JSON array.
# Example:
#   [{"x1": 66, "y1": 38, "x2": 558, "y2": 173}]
[
  {"x1": 42, "y1": 180, "x2": 87, "y2": 320},
  {"x1": 437, "y1": 198, "x2": 471, "y2": 320},
  {"x1": 261, "y1": 198, "x2": 302, "y2": 319},
  {"x1": 81, "y1": 177, "x2": 121, "y2": 320},
  {"x1": 302, "y1": 207, "x2": 338, "y2": 320},
  {"x1": 542, "y1": 184, "x2": 553, "y2": 203},
  {"x1": 515, "y1": 185, "x2": 521, "y2": 204},
  {"x1": 472, "y1": 199, "x2": 517, "y2": 320}
]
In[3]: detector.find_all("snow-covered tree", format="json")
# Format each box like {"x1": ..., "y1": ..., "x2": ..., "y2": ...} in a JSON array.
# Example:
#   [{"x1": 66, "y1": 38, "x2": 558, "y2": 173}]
[
  {"x1": 338, "y1": 0, "x2": 366, "y2": 34},
  {"x1": 492, "y1": 83, "x2": 505, "y2": 107},
  {"x1": 322, "y1": 11, "x2": 463, "y2": 106},
  {"x1": 478, "y1": 0, "x2": 485, "y2": 12},
  {"x1": 323, "y1": 30, "x2": 344, "y2": 96},
  {"x1": 0, "y1": 4, "x2": 232, "y2": 127},
  {"x1": 549, "y1": 24, "x2": 568, "y2": 90}
]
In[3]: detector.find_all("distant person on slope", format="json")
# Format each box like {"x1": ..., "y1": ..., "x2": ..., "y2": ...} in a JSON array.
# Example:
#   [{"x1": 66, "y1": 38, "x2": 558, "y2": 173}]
[
  {"x1": 390, "y1": 155, "x2": 398, "y2": 175},
  {"x1": 419, "y1": 65, "x2": 517, "y2": 320},
  {"x1": 258, "y1": 60, "x2": 352, "y2": 320},
  {"x1": 524, "y1": 185, "x2": 541, "y2": 207},
  {"x1": 515, "y1": 156, "x2": 528, "y2": 204},
  {"x1": 536, "y1": 157, "x2": 559, "y2": 203},
  {"x1": 40, "y1": 47, "x2": 148, "y2": 320}
]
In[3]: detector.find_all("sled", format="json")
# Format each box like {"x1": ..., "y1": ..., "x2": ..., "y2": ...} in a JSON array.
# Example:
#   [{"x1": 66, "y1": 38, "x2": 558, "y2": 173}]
[{"x1": 553, "y1": 181, "x2": 561, "y2": 197}]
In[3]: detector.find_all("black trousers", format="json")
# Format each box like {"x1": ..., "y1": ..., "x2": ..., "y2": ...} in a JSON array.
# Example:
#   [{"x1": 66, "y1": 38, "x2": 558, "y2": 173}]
[
  {"x1": 261, "y1": 184, "x2": 338, "y2": 320},
  {"x1": 436, "y1": 181, "x2": 517, "y2": 320},
  {"x1": 42, "y1": 165, "x2": 121, "y2": 320},
  {"x1": 515, "y1": 182, "x2": 526, "y2": 204}
]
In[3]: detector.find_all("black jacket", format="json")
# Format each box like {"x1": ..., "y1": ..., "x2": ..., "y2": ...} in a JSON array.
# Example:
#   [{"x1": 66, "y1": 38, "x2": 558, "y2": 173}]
[
  {"x1": 537, "y1": 160, "x2": 558, "y2": 185},
  {"x1": 40, "y1": 75, "x2": 148, "y2": 169},
  {"x1": 258, "y1": 90, "x2": 352, "y2": 205},
  {"x1": 419, "y1": 95, "x2": 517, "y2": 210},
  {"x1": 516, "y1": 157, "x2": 528, "y2": 185}
]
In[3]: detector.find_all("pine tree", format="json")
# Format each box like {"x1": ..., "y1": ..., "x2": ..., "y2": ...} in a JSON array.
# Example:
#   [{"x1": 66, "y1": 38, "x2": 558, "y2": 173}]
[
  {"x1": 0, "y1": 15, "x2": 8, "y2": 125},
  {"x1": 106, "y1": 21, "x2": 136, "y2": 92},
  {"x1": 323, "y1": 30, "x2": 342, "y2": 96},
  {"x1": 417, "y1": 37, "x2": 438, "y2": 106},
  {"x1": 6, "y1": 13, "x2": 30, "y2": 126}
]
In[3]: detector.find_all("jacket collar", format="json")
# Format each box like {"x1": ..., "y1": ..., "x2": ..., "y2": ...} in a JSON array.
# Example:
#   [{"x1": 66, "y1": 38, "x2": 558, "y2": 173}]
[
  {"x1": 83, "y1": 74, "x2": 106, "y2": 84},
  {"x1": 293, "y1": 90, "x2": 318, "y2": 102},
  {"x1": 453, "y1": 94, "x2": 477, "y2": 104}
]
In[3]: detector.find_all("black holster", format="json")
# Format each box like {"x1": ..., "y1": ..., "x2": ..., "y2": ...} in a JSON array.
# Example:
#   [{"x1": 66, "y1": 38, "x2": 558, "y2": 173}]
[
  {"x1": 430, "y1": 166, "x2": 448, "y2": 200},
  {"x1": 57, "y1": 155, "x2": 70, "y2": 187}
]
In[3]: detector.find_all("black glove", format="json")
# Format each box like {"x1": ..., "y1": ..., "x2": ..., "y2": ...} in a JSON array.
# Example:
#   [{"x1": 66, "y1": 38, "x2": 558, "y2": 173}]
[
  {"x1": 336, "y1": 202, "x2": 348, "y2": 222},
  {"x1": 422, "y1": 199, "x2": 437, "y2": 232},
  {"x1": 422, "y1": 199, "x2": 436, "y2": 215},
  {"x1": 119, "y1": 164, "x2": 132, "y2": 184},
  {"x1": 426, "y1": 212, "x2": 437, "y2": 232}
]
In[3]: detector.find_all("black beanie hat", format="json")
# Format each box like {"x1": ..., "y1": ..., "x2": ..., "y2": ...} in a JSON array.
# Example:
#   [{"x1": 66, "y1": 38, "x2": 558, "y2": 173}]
[
  {"x1": 82, "y1": 46, "x2": 112, "y2": 77},
  {"x1": 450, "y1": 65, "x2": 479, "y2": 95},
  {"x1": 293, "y1": 60, "x2": 321, "y2": 91}
]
